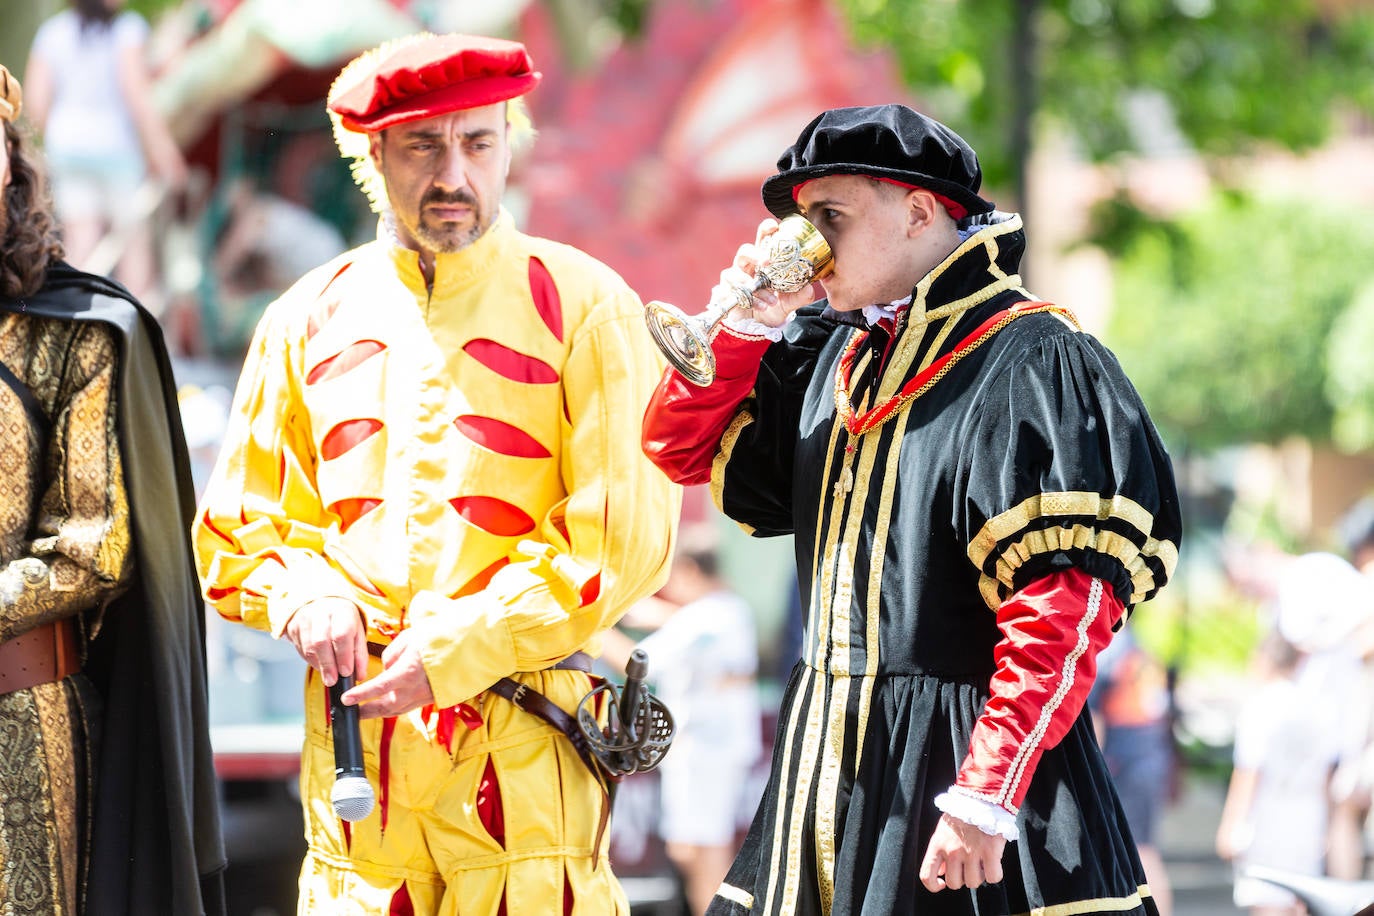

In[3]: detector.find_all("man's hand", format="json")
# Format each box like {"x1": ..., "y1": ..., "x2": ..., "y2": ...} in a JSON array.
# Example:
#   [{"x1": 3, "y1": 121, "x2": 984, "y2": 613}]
[
  {"x1": 282, "y1": 596, "x2": 369, "y2": 687},
  {"x1": 712, "y1": 219, "x2": 821, "y2": 328},
  {"x1": 919, "y1": 813, "x2": 1007, "y2": 893},
  {"x1": 341, "y1": 628, "x2": 435, "y2": 719}
]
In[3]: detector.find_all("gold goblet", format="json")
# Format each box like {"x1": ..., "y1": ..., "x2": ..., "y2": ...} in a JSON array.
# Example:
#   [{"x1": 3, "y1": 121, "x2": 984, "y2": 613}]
[{"x1": 644, "y1": 214, "x2": 834, "y2": 387}]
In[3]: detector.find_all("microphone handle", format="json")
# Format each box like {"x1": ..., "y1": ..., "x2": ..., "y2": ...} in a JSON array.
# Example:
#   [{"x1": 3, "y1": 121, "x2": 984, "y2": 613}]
[{"x1": 329, "y1": 674, "x2": 366, "y2": 779}]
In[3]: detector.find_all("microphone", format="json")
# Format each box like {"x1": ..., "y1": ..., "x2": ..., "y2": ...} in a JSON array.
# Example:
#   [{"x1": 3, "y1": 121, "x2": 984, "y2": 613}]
[{"x1": 329, "y1": 674, "x2": 375, "y2": 822}]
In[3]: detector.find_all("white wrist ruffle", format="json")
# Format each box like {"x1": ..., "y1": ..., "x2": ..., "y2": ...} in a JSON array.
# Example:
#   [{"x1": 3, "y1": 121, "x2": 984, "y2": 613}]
[{"x1": 933, "y1": 789, "x2": 1019, "y2": 841}]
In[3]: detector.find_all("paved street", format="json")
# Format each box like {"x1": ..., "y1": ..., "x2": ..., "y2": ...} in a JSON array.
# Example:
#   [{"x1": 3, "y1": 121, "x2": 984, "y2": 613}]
[{"x1": 1158, "y1": 775, "x2": 1243, "y2": 916}]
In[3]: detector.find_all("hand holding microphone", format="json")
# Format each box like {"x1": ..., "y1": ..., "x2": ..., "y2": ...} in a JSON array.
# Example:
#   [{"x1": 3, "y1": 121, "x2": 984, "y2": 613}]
[
  {"x1": 280, "y1": 599, "x2": 375, "y2": 820},
  {"x1": 329, "y1": 674, "x2": 375, "y2": 822}
]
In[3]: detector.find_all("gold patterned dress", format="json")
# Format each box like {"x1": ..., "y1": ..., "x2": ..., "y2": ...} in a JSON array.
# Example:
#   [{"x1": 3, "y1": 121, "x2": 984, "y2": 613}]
[{"x1": 0, "y1": 312, "x2": 133, "y2": 916}]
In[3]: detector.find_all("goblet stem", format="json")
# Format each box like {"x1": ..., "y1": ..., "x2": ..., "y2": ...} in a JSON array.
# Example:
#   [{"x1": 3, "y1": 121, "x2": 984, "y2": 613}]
[
  {"x1": 699, "y1": 307, "x2": 730, "y2": 338},
  {"x1": 702, "y1": 274, "x2": 769, "y2": 337}
]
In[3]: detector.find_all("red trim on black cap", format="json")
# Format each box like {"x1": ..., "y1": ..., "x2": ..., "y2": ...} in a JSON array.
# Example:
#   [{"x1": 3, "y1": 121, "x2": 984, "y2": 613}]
[{"x1": 792, "y1": 175, "x2": 969, "y2": 221}]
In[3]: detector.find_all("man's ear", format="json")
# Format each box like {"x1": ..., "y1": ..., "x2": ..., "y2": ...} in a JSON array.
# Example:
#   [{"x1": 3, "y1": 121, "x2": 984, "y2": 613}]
[
  {"x1": 367, "y1": 130, "x2": 384, "y2": 169},
  {"x1": 906, "y1": 188, "x2": 941, "y2": 236}
]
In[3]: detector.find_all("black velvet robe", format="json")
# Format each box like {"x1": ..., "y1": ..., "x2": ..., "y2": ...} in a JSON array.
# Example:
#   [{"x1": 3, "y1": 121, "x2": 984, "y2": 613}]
[{"x1": 705, "y1": 214, "x2": 1182, "y2": 916}]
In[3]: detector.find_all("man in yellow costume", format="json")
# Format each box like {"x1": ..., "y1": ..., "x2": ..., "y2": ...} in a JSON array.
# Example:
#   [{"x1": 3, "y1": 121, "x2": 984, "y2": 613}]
[{"x1": 192, "y1": 33, "x2": 679, "y2": 915}]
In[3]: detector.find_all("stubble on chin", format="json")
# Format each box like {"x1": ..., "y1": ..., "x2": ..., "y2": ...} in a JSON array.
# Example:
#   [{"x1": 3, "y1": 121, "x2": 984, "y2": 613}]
[{"x1": 416, "y1": 218, "x2": 484, "y2": 254}]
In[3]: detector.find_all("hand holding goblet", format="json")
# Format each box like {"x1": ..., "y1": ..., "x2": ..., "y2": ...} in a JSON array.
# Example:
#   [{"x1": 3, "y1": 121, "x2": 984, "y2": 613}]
[{"x1": 644, "y1": 214, "x2": 833, "y2": 387}]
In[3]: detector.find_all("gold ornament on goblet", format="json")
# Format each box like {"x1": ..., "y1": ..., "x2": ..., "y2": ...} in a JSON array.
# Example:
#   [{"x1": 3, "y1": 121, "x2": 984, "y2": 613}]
[{"x1": 644, "y1": 214, "x2": 834, "y2": 387}]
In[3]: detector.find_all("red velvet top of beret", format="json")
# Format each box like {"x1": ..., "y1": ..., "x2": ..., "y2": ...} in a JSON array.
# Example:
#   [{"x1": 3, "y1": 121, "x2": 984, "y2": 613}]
[{"x1": 329, "y1": 34, "x2": 542, "y2": 132}]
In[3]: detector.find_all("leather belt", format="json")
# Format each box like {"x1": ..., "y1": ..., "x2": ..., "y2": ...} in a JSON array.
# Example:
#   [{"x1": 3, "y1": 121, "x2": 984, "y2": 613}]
[
  {"x1": 489, "y1": 658, "x2": 600, "y2": 777},
  {"x1": 0, "y1": 617, "x2": 80, "y2": 696},
  {"x1": 550, "y1": 650, "x2": 593, "y2": 673},
  {"x1": 361, "y1": 640, "x2": 608, "y2": 850},
  {"x1": 489, "y1": 650, "x2": 602, "y2": 776}
]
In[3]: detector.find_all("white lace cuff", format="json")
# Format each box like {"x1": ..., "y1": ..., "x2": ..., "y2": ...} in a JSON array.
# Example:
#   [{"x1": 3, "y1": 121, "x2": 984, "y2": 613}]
[
  {"x1": 933, "y1": 789, "x2": 1019, "y2": 841},
  {"x1": 722, "y1": 311, "x2": 785, "y2": 342}
]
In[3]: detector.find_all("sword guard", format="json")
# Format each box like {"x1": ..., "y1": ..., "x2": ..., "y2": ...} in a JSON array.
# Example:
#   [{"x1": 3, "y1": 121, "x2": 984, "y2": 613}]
[{"x1": 575, "y1": 651, "x2": 675, "y2": 777}]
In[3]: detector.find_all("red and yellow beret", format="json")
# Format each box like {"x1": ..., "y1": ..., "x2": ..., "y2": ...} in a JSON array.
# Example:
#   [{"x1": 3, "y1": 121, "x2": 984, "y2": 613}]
[{"x1": 328, "y1": 33, "x2": 541, "y2": 133}]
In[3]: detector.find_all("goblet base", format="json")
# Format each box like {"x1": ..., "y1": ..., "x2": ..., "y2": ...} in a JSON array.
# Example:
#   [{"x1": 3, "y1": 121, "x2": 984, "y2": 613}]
[{"x1": 644, "y1": 300, "x2": 716, "y2": 387}]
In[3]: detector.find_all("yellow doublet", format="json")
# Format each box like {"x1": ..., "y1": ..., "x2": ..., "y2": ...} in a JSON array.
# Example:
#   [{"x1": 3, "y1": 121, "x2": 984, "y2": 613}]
[{"x1": 193, "y1": 212, "x2": 679, "y2": 913}]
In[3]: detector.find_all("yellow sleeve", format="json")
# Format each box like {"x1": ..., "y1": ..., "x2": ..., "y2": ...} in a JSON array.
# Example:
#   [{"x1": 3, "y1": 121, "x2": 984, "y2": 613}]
[
  {"x1": 411, "y1": 285, "x2": 681, "y2": 708},
  {"x1": 191, "y1": 293, "x2": 385, "y2": 637}
]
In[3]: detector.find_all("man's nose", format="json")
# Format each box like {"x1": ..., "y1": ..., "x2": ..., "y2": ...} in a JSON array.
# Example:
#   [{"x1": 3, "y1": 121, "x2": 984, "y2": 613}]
[{"x1": 433, "y1": 150, "x2": 470, "y2": 191}]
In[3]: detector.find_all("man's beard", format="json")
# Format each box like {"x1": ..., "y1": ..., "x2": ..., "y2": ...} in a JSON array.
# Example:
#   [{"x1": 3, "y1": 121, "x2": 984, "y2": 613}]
[{"x1": 413, "y1": 188, "x2": 487, "y2": 253}]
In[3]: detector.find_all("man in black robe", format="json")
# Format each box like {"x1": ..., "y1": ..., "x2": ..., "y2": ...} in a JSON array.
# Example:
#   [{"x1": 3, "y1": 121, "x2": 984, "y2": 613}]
[
  {"x1": 643, "y1": 104, "x2": 1182, "y2": 915},
  {"x1": 0, "y1": 63, "x2": 225, "y2": 915}
]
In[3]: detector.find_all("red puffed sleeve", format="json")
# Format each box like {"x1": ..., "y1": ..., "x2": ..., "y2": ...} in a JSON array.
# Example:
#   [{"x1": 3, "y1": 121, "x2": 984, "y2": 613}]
[
  {"x1": 641, "y1": 326, "x2": 772, "y2": 486},
  {"x1": 950, "y1": 566, "x2": 1123, "y2": 814}
]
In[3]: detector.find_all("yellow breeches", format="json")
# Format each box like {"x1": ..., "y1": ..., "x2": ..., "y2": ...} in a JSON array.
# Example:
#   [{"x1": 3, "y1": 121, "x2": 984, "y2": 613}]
[{"x1": 296, "y1": 665, "x2": 628, "y2": 915}]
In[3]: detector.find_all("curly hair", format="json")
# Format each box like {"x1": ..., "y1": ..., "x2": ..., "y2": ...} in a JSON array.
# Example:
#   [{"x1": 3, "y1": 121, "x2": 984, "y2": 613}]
[{"x1": 1, "y1": 120, "x2": 64, "y2": 298}]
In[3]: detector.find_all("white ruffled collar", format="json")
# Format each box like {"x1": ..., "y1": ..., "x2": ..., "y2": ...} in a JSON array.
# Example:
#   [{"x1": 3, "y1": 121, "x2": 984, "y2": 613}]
[{"x1": 862, "y1": 294, "x2": 913, "y2": 328}]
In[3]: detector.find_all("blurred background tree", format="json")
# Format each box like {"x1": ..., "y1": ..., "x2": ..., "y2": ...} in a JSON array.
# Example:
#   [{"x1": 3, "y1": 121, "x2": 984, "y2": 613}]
[
  {"x1": 1327, "y1": 280, "x2": 1374, "y2": 452},
  {"x1": 830, "y1": 0, "x2": 1374, "y2": 220},
  {"x1": 1104, "y1": 192, "x2": 1374, "y2": 450}
]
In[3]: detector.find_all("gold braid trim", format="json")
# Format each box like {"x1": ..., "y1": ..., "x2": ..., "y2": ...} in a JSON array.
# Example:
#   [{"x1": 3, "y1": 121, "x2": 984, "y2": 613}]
[
  {"x1": 968, "y1": 491, "x2": 1179, "y2": 610},
  {"x1": 716, "y1": 883, "x2": 755, "y2": 909},
  {"x1": 711, "y1": 407, "x2": 758, "y2": 536},
  {"x1": 836, "y1": 304, "x2": 1080, "y2": 441},
  {"x1": 1006, "y1": 886, "x2": 1152, "y2": 916}
]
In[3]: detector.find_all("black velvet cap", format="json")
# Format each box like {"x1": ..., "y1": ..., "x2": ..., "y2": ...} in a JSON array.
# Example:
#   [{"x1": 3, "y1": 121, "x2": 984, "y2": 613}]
[{"x1": 761, "y1": 104, "x2": 994, "y2": 220}]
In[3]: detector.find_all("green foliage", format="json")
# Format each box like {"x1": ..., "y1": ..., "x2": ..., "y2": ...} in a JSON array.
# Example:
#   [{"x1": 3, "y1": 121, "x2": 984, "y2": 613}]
[
  {"x1": 832, "y1": 0, "x2": 1374, "y2": 192},
  {"x1": 1153, "y1": 591, "x2": 1263, "y2": 678},
  {"x1": 833, "y1": 0, "x2": 1021, "y2": 185},
  {"x1": 1327, "y1": 281, "x2": 1374, "y2": 452},
  {"x1": 1103, "y1": 191, "x2": 1374, "y2": 449}
]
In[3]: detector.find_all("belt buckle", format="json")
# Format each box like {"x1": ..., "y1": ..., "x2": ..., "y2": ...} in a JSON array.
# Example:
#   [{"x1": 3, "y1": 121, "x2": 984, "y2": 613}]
[{"x1": 510, "y1": 683, "x2": 529, "y2": 709}]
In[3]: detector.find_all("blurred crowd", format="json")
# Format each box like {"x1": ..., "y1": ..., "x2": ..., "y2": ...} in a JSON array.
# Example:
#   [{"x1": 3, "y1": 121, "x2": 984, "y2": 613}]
[
  {"x1": 20, "y1": 0, "x2": 364, "y2": 366},
  {"x1": 602, "y1": 527, "x2": 764, "y2": 916},
  {"x1": 1213, "y1": 506, "x2": 1374, "y2": 915}
]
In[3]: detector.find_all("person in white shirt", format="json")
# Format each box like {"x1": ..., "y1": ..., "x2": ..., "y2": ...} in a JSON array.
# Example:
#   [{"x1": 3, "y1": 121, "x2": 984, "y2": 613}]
[
  {"x1": 603, "y1": 526, "x2": 763, "y2": 915},
  {"x1": 24, "y1": 0, "x2": 186, "y2": 307},
  {"x1": 1218, "y1": 549, "x2": 1372, "y2": 913}
]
